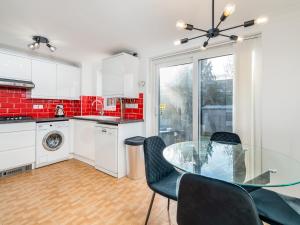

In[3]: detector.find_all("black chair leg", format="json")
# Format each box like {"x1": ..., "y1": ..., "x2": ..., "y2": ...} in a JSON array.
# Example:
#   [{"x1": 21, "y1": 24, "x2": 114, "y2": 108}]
[
  {"x1": 145, "y1": 192, "x2": 156, "y2": 225},
  {"x1": 167, "y1": 198, "x2": 170, "y2": 211}
]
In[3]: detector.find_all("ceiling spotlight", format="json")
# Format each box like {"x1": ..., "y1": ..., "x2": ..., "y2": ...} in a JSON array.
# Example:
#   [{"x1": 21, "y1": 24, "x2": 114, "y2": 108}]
[
  {"x1": 28, "y1": 43, "x2": 35, "y2": 50},
  {"x1": 34, "y1": 42, "x2": 40, "y2": 49},
  {"x1": 47, "y1": 44, "x2": 57, "y2": 52},
  {"x1": 28, "y1": 36, "x2": 56, "y2": 52},
  {"x1": 203, "y1": 41, "x2": 209, "y2": 48}
]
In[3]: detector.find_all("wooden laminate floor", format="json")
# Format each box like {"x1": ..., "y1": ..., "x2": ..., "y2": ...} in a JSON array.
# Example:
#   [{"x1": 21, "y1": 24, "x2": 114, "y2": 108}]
[
  {"x1": 0, "y1": 159, "x2": 268, "y2": 225},
  {"x1": 0, "y1": 159, "x2": 177, "y2": 225}
]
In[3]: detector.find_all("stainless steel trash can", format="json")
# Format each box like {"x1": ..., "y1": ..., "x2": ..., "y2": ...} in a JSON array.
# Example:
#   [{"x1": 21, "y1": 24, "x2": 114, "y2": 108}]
[{"x1": 124, "y1": 136, "x2": 145, "y2": 180}]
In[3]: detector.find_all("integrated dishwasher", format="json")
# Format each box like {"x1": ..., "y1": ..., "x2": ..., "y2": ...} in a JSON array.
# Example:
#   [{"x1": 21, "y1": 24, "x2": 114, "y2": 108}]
[{"x1": 95, "y1": 125, "x2": 118, "y2": 177}]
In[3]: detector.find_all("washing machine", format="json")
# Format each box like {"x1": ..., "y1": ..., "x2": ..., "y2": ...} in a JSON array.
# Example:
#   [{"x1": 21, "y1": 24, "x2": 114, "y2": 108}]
[{"x1": 36, "y1": 121, "x2": 70, "y2": 168}]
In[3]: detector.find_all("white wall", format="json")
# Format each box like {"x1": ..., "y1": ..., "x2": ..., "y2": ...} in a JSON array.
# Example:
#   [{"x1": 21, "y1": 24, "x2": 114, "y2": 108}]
[
  {"x1": 261, "y1": 9, "x2": 300, "y2": 196},
  {"x1": 261, "y1": 9, "x2": 300, "y2": 159}
]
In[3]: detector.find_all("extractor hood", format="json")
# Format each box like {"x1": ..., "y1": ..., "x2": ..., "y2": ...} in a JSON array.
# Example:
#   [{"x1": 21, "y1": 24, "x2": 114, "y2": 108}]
[{"x1": 0, "y1": 78, "x2": 35, "y2": 89}]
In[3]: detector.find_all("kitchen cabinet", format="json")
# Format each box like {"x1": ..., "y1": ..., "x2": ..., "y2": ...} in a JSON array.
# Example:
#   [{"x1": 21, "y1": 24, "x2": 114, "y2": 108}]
[
  {"x1": 31, "y1": 59, "x2": 81, "y2": 100},
  {"x1": 95, "y1": 122, "x2": 144, "y2": 178},
  {"x1": 102, "y1": 53, "x2": 139, "y2": 98},
  {"x1": 57, "y1": 64, "x2": 81, "y2": 100},
  {"x1": 0, "y1": 51, "x2": 31, "y2": 81},
  {"x1": 73, "y1": 120, "x2": 97, "y2": 165},
  {"x1": 0, "y1": 122, "x2": 36, "y2": 171},
  {"x1": 31, "y1": 59, "x2": 57, "y2": 99}
]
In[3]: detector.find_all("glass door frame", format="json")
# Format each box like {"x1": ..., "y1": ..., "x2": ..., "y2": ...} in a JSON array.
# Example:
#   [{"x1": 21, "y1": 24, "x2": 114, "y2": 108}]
[{"x1": 151, "y1": 45, "x2": 235, "y2": 141}]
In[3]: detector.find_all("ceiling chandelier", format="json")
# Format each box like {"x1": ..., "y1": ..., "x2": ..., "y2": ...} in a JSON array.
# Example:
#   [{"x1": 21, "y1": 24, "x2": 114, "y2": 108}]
[
  {"x1": 28, "y1": 36, "x2": 57, "y2": 52},
  {"x1": 174, "y1": 0, "x2": 268, "y2": 49}
]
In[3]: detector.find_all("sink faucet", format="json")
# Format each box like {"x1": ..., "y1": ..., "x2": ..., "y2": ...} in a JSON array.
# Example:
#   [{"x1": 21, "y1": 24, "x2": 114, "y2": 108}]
[{"x1": 91, "y1": 99, "x2": 104, "y2": 116}]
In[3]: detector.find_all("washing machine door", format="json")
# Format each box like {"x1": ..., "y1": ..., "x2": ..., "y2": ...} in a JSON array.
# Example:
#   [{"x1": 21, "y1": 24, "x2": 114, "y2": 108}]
[{"x1": 42, "y1": 131, "x2": 65, "y2": 151}]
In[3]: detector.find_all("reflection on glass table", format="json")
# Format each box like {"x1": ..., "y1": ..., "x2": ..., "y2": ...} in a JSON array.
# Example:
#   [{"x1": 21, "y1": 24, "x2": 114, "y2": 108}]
[{"x1": 163, "y1": 140, "x2": 300, "y2": 188}]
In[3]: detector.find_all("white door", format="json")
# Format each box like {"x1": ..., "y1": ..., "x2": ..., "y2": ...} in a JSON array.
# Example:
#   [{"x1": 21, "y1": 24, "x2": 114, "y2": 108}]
[
  {"x1": 95, "y1": 126, "x2": 118, "y2": 174},
  {"x1": 31, "y1": 59, "x2": 57, "y2": 99},
  {"x1": 57, "y1": 64, "x2": 80, "y2": 100},
  {"x1": 0, "y1": 52, "x2": 31, "y2": 81}
]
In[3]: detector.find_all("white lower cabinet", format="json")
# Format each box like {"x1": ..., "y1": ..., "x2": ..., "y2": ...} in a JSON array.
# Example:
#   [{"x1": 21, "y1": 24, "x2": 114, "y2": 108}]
[
  {"x1": 73, "y1": 120, "x2": 97, "y2": 165},
  {"x1": 0, "y1": 122, "x2": 36, "y2": 171},
  {"x1": 72, "y1": 119, "x2": 144, "y2": 178}
]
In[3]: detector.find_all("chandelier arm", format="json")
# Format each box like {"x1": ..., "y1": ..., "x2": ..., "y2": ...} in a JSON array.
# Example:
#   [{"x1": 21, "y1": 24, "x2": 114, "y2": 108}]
[
  {"x1": 219, "y1": 24, "x2": 244, "y2": 32},
  {"x1": 219, "y1": 33, "x2": 231, "y2": 38},
  {"x1": 212, "y1": 0, "x2": 215, "y2": 29},
  {"x1": 193, "y1": 27, "x2": 208, "y2": 33},
  {"x1": 216, "y1": 20, "x2": 223, "y2": 29},
  {"x1": 188, "y1": 34, "x2": 209, "y2": 41}
]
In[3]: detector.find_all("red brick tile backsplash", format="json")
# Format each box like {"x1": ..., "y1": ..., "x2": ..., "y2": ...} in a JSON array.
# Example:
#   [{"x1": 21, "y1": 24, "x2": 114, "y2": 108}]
[
  {"x1": 0, "y1": 87, "x2": 144, "y2": 120},
  {"x1": 0, "y1": 87, "x2": 81, "y2": 118}
]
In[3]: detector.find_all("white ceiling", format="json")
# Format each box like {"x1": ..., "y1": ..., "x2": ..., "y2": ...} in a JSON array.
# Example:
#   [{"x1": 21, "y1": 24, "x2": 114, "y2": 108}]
[{"x1": 0, "y1": 0, "x2": 299, "y2": 63}]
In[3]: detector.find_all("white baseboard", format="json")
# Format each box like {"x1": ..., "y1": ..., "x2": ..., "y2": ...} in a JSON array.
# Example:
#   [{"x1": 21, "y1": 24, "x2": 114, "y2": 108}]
[{"x1": 72, "y1": 154, "x2": 95, "y2": 166}]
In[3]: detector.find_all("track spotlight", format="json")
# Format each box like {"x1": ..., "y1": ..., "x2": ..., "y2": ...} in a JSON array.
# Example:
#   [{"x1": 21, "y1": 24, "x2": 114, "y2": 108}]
[{"x1": 28, "y1": 36, "x2": 56, "y2": 52}]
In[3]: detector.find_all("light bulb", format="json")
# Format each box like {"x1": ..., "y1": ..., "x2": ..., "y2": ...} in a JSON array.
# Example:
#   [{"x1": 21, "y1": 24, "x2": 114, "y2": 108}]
[
  {"x1": 255, "y1": 17, "x2": 268, "y2": 25},
  {"x1": 176, "y1": 20, "x2": 187, "y2": 30},
  {"x1": 49, "y1": 45, "x2": 56, "y2": 52},
  {"x1": 174, "y1": 40, "x2": 181, "y2": 46},
  {"x1": 224, "y1": 3, "x2": 236, "y2": 17},
  {"x1": 34, "y1": 42, "x2": 40, "y2": 49},
  {"x1": 201, "y1": 46, "x2": 206, "y2": 51},
  {"x1": 237, "y1": 36, "x2": 244, "y2": 42},
  {"x1": 28, "y1": 43, "x2": 35, "y2": 50}
]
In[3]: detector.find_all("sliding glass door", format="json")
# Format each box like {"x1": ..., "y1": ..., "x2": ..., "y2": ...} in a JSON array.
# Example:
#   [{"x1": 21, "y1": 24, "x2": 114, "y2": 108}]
[
  {"x1": 199, "y1": 55, "x2": 234, "y2": 139},
  {"x1": 158, "y1": 63, "x2": 193, "y2": 146},
  {"x1": 157, "y1": 54, "x2": 234, "y2": 145}
]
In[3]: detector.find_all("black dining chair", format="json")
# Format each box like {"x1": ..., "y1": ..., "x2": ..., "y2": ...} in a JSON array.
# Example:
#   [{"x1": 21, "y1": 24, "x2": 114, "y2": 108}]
[
  {"x1": 143, "y1": 136, "x2": 182, "y2": 225},
  {"x1": 177, "y1": 173, "x2": 263, "y2": 225},
  {"x1": 210, "y1": 131, "x2": 241, "y2": 144},
  {"x1": 250, "y1": 188, "x2": 300, "y2": 225}
]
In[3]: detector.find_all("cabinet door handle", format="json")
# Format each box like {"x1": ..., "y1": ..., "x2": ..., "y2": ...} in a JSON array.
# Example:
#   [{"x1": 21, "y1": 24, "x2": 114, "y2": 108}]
[{"x1": 101, "y1": 129, "x2": 107, "y2": 133}]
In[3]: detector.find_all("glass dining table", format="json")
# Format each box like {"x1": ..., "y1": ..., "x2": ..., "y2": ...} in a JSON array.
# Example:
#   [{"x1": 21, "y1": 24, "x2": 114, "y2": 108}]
[{"x1": 163, "y1": 139, "x2": 300, "y2": 189}]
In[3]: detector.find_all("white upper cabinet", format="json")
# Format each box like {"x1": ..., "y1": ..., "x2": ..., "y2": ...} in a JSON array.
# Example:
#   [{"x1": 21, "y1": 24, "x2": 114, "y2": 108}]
[
  {"x1": 0, "y1": 51, "x2": 31, "y2": 81},
  {"x1": 31, "y1": 60, "x2": 81, "y2": 100},
  {"x1": 102, "y1": 53, "x2": 139, "y2": 98},
  {"x1": 57, "y1": 64, "x2": 81, "y2": 100},
  {"x1": 0, "y1": 49, "x2": 81, "y2": 100},
  {"x1": 31, "y1": 59, "x2": 57, "y2": 99}
]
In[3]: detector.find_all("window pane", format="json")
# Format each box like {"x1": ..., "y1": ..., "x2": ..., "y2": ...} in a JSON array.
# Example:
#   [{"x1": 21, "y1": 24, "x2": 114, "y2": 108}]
[
  {"x1": 199, "y1": 55, "x2": 234, "y2": 137},
  {"x1": 159, "y1": 63, "x2": 193, "y2": 146}
]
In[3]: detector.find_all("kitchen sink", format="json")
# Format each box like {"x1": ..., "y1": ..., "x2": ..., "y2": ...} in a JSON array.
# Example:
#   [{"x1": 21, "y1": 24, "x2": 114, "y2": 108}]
[{"x1": 74, "y1": 115, "x2": 120, "y2": 120}]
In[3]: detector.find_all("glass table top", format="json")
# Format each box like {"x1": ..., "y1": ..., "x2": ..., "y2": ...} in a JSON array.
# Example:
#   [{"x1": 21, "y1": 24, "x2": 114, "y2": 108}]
[{"x1": 163, "y1": 140, "x2": 300, "y2": 187}]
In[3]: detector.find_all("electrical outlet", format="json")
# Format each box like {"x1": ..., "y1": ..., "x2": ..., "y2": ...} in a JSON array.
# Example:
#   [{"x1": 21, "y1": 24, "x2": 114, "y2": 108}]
[
  {"x1": 39, "y1": 105, "x2": 43, "y2": 109},
  {"x1": 33, "y1": 105, "x2": 39, "y2": 109},
  {"x1": 125, "y1": 103, "x2": 138, "y2": 109}
]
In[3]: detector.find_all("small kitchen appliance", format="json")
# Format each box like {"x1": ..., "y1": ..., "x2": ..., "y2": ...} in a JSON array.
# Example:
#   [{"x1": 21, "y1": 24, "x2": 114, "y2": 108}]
[{"x1": 55, "y1": 105, "x2": 65, "y2": 117}]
